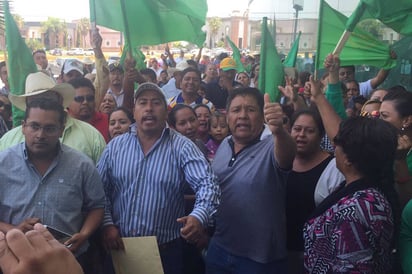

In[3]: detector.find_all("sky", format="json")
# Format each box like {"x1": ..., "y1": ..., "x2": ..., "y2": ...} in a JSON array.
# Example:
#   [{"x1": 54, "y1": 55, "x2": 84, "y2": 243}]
[{"x1": 12, "y1": 0, "x2": 359, "y2": 22}]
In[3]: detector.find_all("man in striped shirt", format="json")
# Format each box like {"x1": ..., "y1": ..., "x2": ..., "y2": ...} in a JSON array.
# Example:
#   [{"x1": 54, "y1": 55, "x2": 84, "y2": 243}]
[{"x1": 97, "y1": 82, "x2": 220, "y2": 274}]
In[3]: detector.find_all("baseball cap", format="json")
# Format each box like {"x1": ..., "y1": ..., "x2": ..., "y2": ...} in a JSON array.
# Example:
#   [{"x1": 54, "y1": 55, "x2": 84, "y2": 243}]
[
  {"x1": 108, "y1": 62, "x2": 124, "y2": 73},
  {"x1": 63, "y1": 59, "x2": 84, "y2": 75},
  {"x1": 134, "y1": 82, "x2": 166, "y2": 104},
  {"x1": 220, "y1": 58, "x2": 237, "y2": 71},
  {"x1": 167, "y1": 60, "x2": 190, "y2": 76}
]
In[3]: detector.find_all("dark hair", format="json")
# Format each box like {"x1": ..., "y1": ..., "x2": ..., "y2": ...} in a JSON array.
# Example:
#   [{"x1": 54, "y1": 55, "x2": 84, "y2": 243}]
[
  {"x1": 339, "y1": 65, "x2": 355, "y2": 73},
  {"x1": 32, "y1": 49, "x2": 46, "y2": 56},
  {"x1": 298, "y1": 71, "x2": 311, "y2": 86},
  {"x1": 334, "y1": 117, "x2": 397, "y2": 186},
  {"x1": 25, "y1": 98, "x2": 67, "y2": 125},
  {"x1": 0, "y1": 61, "x2": 6, "y2": 70},
  {"x1": 167, "y1": 104, "x2": 196, "y2": 128},
  {"x1": 140, "y1": 68, "x2": 157, "y2": 83},
  {"x1": 290, "y1": 108, "x2": 325, "y2": 137},
  {"x1": 181, "y1": 67, "x2": 201, "y2": 79},
  {"x1": 344, "y1": 79, "x2": 360, "y2": 91},
  {"x1": 333, "y1": 117, "x2": 400, "y2": 245},
  {"x1": 109, "y1": 107, "x2": 135, "y2": 124},
  {"x1": 250, "y1": 63, "x2": 260, "y2": 79},
  {"x1": 352, "y1": 95, "x2": 367, "y2": 106},
  {"x1": 186, "y1": 59, "x2": 198, "y2": 68},
  {"x1": 194, "y1": 103, "x2": 212, "y2": 114},
  {"x1": 226, "y1": 87, "x2": 264, "y2": 115},
  {"x1": 68, "y1": 77, "x2": 96, "y2": 93},
  {"x1": 382, "y1": 89, "x2": 412, "y2": 118},
  {"x1": 388, "y1": 85, "x2": 407, "y2": 93}
]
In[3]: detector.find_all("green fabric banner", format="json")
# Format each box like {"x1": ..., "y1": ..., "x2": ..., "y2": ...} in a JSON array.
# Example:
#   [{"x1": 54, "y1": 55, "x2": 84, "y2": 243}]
[
  {"x1": 284, "y1": 31, "x2": 301, "y2": 67},
  {"x1": 347, "y1": 0, "x2": 412, "y2": 35},
  {"x1": 4, "y1": 0, "x2": 38, "y2": 126},
  {"x1": 226, "y1": 36, "x2": 245, "y2": 73},
  {"x1": 316, "y1": 0, "x2": 396, "y2": 72},
  {"x1": 258, "y1": 17, "x2": 284, "y2": 103},
  {"x1": 89, "y1": 0, "x2": 207, "y2": 47},
  {"x1": 382, "y1": 36, "x2": 412, "y2": 91}
]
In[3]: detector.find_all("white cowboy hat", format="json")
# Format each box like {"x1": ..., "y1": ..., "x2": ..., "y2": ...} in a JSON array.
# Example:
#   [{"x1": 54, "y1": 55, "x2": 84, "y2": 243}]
[{"x1": 9, "y1": 72, "x2": 75, "y2": 111}]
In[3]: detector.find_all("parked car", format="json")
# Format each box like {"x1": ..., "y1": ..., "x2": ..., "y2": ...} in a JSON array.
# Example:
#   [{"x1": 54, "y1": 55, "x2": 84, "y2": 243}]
[
  {"x1": 84, "y1": 48, "x2": 94, "y2": 56},
  {"x1": 108, "y1": 56, "x2": 121, "y2": 64},
  {"x1": 67, "y1": 48, "x2": 84, "y2": 55},
  {"x1": 50, "y1": 48, "x2": 62, "y2": 56}
]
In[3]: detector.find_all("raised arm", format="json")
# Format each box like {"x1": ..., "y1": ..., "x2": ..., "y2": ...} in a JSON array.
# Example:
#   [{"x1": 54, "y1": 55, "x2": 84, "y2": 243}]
[{"x1": 264, "y1": 93, "x2": 296, "y2": 169}]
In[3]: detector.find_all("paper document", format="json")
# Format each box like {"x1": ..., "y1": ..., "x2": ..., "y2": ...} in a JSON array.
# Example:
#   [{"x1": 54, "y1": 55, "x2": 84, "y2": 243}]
[{"x1": 111, "y1": 236, "x2": 164, "y2": 274}]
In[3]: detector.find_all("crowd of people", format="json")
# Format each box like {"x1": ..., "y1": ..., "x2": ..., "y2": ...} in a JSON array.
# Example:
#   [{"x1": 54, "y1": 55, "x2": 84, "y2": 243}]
[{"x1": 0, "y1": 26, "x2": 411, "y2": 274}]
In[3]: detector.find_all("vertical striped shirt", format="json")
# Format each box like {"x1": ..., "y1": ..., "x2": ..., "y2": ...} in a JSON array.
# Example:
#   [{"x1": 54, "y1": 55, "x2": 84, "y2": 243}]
[{"x1": 97, "y1": 125, "x2": 220, "y2": 244}]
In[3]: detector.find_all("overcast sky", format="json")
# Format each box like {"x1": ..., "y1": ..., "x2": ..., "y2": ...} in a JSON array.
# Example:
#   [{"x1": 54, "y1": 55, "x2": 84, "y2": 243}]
[{"x1": 12, "y1": 0, "x2": 359, "y2": 21}]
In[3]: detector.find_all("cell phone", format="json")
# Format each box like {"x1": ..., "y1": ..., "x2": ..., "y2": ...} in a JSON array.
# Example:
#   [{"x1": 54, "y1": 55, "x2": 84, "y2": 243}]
[{"x1": 44, "y1": 225, "x2": 72, "y2": 246}]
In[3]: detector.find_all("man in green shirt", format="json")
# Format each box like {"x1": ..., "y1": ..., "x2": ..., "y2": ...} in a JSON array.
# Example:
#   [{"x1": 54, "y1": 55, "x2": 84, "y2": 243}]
[{"x1": 0, "y1": 72, "x2": 105, "y2": 163}]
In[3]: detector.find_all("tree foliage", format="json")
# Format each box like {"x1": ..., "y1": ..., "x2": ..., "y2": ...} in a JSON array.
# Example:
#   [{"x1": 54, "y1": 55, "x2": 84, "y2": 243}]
[
  {"x1": 41, "y1": 17, "x2": 66, "y2": 49},
  {"x1": 358, "y1": 19, "x2": 384, "y2": 40},
  {"x1": 77, "y1": 17, "x2": 90, "y2": 49},
  {"x1": 208, "y1": 17, "x2": 222, "y2": 45}
]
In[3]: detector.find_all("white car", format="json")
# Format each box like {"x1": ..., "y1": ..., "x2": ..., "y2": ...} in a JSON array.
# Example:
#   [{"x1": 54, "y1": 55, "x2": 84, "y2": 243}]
[
  {"x1": 84, "y1": 48, "x2": 94, "y2": 56},
  {"x1": 67, "y1": 48, "x2": 84, "y2": 55}
]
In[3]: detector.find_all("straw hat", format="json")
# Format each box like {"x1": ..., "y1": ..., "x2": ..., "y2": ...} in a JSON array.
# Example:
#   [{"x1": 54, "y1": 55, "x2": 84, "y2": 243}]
[{"x1": 9, "y1": 72, "x2": 75, "y2": 111}]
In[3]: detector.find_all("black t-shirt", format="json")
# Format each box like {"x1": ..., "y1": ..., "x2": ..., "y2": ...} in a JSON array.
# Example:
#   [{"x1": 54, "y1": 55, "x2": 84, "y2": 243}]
[{"x1": 286, "y1": 156, "x2": 333, "y2": 251}]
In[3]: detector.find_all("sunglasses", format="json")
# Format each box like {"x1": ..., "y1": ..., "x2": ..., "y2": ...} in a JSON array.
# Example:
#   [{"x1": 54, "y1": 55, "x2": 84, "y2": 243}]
[{"x1": 74, "y1": 95, "x2": 95, "y2": 103}]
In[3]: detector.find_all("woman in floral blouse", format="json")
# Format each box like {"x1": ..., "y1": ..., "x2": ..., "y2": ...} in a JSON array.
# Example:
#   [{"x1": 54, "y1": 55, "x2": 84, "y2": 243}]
[{"x1": 304, "y1": 117, "x2": 399, "y2": 273}]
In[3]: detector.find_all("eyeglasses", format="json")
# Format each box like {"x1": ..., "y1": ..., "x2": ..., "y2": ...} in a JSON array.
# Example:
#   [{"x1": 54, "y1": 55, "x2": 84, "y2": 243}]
[
  {"x1": 74, "y1": 95, "x2": 95, "y2": 103},
  {"x1": 24, "y1": 123, "x2": 61, "y2": 135}
]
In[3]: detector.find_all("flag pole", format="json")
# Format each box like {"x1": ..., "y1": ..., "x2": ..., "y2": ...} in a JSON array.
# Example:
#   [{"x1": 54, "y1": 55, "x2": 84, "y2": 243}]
[
  {"x1": 332, "y1": 30, "x2": 351, "y2": 55},
  {"x1": 314, "y1": 0, "x2": 326, "y2": 80},
  {"x1": 119, "y1": 0, "x2": 133, "y2": 58},
  {"x1": 258, "y1": 17, "x2": 268, "y2": 97}
]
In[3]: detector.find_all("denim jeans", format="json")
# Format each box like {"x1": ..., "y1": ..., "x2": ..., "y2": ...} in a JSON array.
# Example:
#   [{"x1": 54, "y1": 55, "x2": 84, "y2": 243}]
[{"x1": 206, "y1": 240, "x2": 287, "y2": 274}]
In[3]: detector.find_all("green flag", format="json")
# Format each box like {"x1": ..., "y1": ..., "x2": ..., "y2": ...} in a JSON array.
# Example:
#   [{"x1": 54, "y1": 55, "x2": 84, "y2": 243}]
[
  {"x1": 347, "y1": 0, "x2": 412, "y2": 35},
  {"x1": 283, "y1": 31, "x2": 301, "y2": 67},
  {"x1": 315, "y1": 0, "x2": 396, "y2": 72},
  {"x1": 120, "y1": 40, "x2": 147, "y2": 70},
  {"x1": 89, "y1": 0, "x2": 207, "y2": 47},
  {"x1": 258, "y1": 17, "x2": 284, "y2": 103},
  {"x1": 226, "y1": 36, "x2": 245, "y2": 72},
  {"x1": 4, "y1": 0, "x2": 38, "y2": 126}
]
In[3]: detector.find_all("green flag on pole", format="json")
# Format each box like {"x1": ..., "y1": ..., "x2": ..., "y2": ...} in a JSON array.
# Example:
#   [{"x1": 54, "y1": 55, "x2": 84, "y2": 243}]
[
  {"x1": 226, "y1": 36, "x2": 245, "y2": 72},
  {"x1": 347, "y1": 0, "x2": 412, "y2": 35},
  {"x1": 89, "y1": 0, "x2": 207, "y2": 47},
  {"x1": 4, "y1": 0, "x2": 38, "y2": 126},
  {"x1": 315, "y1": 0, "x2": 396, "y2": 72},
  {"x1": 284, "y1": 31, "x2": 301, "y2": 67},
  {"x1": 258, "y1": 17, "x2": 284, "y2": 103}
]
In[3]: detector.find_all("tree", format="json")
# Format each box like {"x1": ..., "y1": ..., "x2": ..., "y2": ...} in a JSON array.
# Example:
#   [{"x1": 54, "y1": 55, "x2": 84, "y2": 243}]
[
  {"x1": 26, "y1": 39, "x2": 44, "y2": 51},
  {"x1": 208, "y1": 17, "x2": 222, "y2": 48},
  {"x1": 358, "y1": 19, "x2": 385, "y2": 40},
  {"x1": 76, "y1": 17, "x2": 90, "y2": 49},
  {"x1": 41, "y1": 17, "x2": 66, "y2": 49}
]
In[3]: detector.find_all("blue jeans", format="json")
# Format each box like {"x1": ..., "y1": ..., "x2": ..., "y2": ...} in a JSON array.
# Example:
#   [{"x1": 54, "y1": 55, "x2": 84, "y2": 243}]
[{"x1": 206, "y1": 240, "x2": 287, "y2": 274}]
